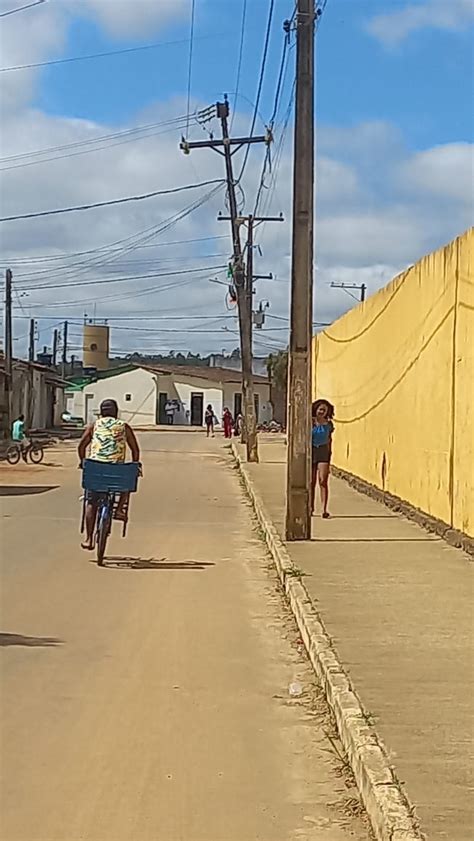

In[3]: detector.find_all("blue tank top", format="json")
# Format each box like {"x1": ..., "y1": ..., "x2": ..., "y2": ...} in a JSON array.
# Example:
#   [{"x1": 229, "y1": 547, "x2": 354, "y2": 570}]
[{"x1": 312, "y1": 421, "x2": 333, "y2": 448}]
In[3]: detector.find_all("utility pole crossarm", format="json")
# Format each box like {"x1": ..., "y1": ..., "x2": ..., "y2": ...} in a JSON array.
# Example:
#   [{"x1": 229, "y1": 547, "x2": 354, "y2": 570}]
[{"x1": 181, "y1": 135, "x2": 269, "y2": 152}]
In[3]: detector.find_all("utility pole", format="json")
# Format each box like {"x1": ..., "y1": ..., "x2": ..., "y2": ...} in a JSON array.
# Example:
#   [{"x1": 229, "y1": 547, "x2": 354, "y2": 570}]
[
  {"x1": 181, "y1": 98, "x2": 272, "y2": 463},
  {"x1": 4, "y1": 269, "x2": 13, "y2": 433},
  {"x1": 330, "y1": 282, "x2": 366, "y2": 303},
  {"x1": 52, "y1": 328, "x2": 58, "y2": 367},
  {"x1": 286, "y1": 0, "x2": 315, "y2": 540},
  {"x1": 218, "y1": 212, "x2": 283, "y2": 441},
  {"x1": 28, "y1": 318, "x2": 36, "y2": 362},
  {"x1": 61, "y1": 320, "x2": 68, "y2": 379}
]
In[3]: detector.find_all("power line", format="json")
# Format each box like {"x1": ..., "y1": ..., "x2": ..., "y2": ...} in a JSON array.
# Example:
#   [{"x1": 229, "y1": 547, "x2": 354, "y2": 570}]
[
  {"x1": 0, "y1": 178, "x2": 225, "y2": 223},
  {"x1": 0, "y1": 33, "x2": 222, "y2": 74},
  {"x1": 237, "y1": 0, "x2": 275, "y2": 183},
  {"x1": 230, "y1": 0, "x2": 248, "y2": 131},
  {"x1": 0, "y1": 0, "x2": 45, "y2": 18},
  {"x1": 14, "y1": 264, "x2": 228, "y2": 292},
  {"x1": 186, "y1": 0, "x2": 196, "y2": 136},
  {"x1": 1, "y1": 235, "x2": 228, "y2": 264}
]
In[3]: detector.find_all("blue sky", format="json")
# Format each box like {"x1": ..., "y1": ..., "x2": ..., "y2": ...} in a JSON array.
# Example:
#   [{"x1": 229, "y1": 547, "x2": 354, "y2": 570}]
[
  {"x1": 37, "y1": 0, "x2": 473, "y2": 145},
  {"x1": 0, "y1": 0, "x2": 473, "y2": 356}
]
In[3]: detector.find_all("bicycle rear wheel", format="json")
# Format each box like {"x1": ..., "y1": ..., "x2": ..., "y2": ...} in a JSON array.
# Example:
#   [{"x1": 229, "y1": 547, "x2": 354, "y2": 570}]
[
  {"x1": 29, "y1": 444, "x2": 44, "y2": 464},
  {"x1": 96, "y1": 502, "x2": 111, "y2": 566},
  {"x1": 6, "y1": 445, "x2": 20, "y2": 465}
]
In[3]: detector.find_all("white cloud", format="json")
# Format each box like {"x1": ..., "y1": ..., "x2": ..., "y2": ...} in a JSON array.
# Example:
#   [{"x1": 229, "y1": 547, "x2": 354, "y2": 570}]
[
  {"x1": 367, "y1": 0, "x2": 474, "y2": 47},
  {"x1": 397, "y1": 143, "x2": 474, "y2": 203},
  {"x1": 75, "y1": 0, "x2": 190, "y2": 38}
]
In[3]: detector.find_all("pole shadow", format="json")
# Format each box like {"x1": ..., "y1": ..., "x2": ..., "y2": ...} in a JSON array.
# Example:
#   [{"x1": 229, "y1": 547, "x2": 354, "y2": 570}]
[
  {"x1": 0, "y1": 633, "x2": 63, "y2": 647},
  {"x1": 99, "y1": 556, "x2": 215, "y2": 571},
  {"x1": 0, "y1": 485, "x2": 59, "y2": 497}
]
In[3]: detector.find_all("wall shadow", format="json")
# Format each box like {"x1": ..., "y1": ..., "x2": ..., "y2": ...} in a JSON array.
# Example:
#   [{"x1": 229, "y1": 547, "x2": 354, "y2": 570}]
[
  {"x1": 0, "y1": 485, "x2": 59, "y2": 496},
  {"x1": 0, "y1": 633, "x2": 63, "y2": 647}
]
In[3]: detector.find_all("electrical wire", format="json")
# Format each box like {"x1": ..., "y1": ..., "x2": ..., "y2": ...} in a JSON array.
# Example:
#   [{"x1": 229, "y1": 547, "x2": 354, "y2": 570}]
[
  {"x1": 230, "y1": 0, "x2": 248, "y2": 131},
  {"x1": 0, "y1": 33, "x2": 223, "y2": 74},
  {"x1": 1, "y1": 235, "x2": 228, "y2": 264},
  {"x1": 0, "y1": 178, "x2": 225, "y2": 223},
  {"x1": 14, "y1": 264, "x2": 228, "y2": 292},
  {"x1": 0, "y1": 0, "x2": 45, "y2": 17},
  {"x1": 236, "y1": 0, "x2": 274, "y2": 183},
  {"x1": 185, "y1": 0, "x2": 196, "y2": 137}
]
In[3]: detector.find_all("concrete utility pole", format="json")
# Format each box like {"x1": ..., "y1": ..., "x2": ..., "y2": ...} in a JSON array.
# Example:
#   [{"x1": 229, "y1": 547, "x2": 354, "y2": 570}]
[
  {"x1": 28, "y1": 318, "x2": 36, "y2": 363},
  {"x1": 61, "y1": 320, "x2": 68, "y2": 379},
  {"x1": 4, "y1": 269, "x2": 13, "y2": 431},
  {"x1": 218, "y1": 212, "x2": 283, "y2": 442},
  {"x1": 286, "y1": 0, "x2": 315, "y2": 540},
  {"x1": 181, "y1": 98, "x2": 272, "y2": 463},
  {"x1": 330, "y1": 282, "x2": 366, "y2": 302}
]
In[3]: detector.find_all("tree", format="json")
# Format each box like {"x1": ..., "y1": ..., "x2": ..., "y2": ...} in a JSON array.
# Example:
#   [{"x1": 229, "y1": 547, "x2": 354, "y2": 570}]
[{"x1": 266, "y1": 350, "x2": 288, "y2": 426}]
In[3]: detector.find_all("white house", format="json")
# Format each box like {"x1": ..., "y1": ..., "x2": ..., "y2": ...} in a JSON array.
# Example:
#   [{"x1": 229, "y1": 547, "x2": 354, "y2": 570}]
[{"x1": 65, "y1": 363, "x2": 272, "y2": 427}]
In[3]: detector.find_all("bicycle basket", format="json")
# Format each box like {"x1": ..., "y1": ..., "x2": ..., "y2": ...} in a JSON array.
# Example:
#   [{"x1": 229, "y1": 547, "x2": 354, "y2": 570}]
[{"x1": 82, "y1": 460, "x2": 140, "y2": 493}]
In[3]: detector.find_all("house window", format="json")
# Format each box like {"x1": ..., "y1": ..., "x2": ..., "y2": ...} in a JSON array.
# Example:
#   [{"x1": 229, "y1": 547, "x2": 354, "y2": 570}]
[{"x1": 125, "y1": 394, "x2": 132, "y2": 402}]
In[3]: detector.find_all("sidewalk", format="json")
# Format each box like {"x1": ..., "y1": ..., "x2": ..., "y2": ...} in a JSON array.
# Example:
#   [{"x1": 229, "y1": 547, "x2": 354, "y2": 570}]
[{"x1": 235, "y1": 436, "x2": 473, "y2": 841}]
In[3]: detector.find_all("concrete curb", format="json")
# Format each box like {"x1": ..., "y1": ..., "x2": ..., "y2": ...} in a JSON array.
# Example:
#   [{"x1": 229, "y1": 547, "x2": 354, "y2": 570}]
[{"x1": 231, "y1": 442, "x2": 425, "y2": 841}]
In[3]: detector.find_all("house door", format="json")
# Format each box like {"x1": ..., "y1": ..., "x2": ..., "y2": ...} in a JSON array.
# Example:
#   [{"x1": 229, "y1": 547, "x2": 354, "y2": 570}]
[
  {"x1": 190, "y1": 392, "x2": 204, "y2": 426},
  {"x1": 157, "y1": 392, "x2": 168, "y2": 425},
  {"x1": 234, "y1": 392, "x2": 242, "y2": 419}
]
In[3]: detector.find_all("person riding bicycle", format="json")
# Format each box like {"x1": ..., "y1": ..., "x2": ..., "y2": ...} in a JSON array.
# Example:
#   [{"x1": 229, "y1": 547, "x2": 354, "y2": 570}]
[
  {"x1": 12, "y1": 414, "x2": 28, "y2": 459},
  {"x1": 78, "y1": 399, "x2": 140, "y2": 551}
]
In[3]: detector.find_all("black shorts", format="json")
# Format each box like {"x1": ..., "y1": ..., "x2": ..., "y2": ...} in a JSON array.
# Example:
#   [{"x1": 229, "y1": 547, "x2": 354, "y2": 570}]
[{"x1": 312, "y1": 444, "x2": 330, "y2": 465}]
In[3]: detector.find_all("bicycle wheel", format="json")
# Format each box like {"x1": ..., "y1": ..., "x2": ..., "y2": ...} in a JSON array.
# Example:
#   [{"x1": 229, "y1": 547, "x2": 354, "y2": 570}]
[
  {"x1": 28, "y1": 444, "x2": 44, "y2": 464},
  {"x1": 96, "y1": 502, "x2": 111, "y2": 566},
  {"x1": 6, "y1": 445, "x2": 20, "y2": 465}
]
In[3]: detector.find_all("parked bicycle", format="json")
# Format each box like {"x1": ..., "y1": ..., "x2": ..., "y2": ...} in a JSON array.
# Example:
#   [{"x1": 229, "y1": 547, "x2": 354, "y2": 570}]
[
  {"x1": 80, "y1": 459, "x2": 141, "y2": 566},
  {"x1": 6, "y1": 439, "x2": 45, "y2": 465}
]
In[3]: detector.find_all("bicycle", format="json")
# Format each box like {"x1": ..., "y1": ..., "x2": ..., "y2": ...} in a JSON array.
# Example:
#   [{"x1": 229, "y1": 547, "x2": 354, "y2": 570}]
[
  {"x1": 6, "y1": 439, "x2": 44, "y2": 465},
  {"x1": 80, "y1": 460, "x2": 141, "y2": 566}
]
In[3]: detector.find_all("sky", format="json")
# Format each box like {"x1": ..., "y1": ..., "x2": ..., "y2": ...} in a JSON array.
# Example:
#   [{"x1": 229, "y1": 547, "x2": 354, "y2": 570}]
[{"x1": 0, "y1": 0, "x2": 473, "y2": 360}]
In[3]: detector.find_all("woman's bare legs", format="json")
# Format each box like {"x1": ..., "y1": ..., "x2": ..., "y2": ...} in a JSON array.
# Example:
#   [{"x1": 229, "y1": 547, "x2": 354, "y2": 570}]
[{"x1": 318, "y1": 462, "x2": 330, "y2": 517}]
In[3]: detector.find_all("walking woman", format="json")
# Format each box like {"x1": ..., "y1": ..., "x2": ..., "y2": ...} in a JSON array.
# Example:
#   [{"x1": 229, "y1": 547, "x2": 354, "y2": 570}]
[
  {"x1": 222, "y1": 407, "x2": 233, "y2": 439},
  {"x1": 311, "y1": 399, "x2": 335, "y2": 518},
  {"x1": 205, "y1": 404, "x2": 216, "y2": 438}
]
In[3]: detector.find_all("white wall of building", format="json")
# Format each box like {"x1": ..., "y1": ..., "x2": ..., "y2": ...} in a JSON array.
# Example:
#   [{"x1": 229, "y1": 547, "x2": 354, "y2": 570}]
[
  {"x1": 65, "y1": 367, "x2": 272, "y2": 428},
  {"x1": 71, "y1": 368, "x2": 157, "y2": 425}
]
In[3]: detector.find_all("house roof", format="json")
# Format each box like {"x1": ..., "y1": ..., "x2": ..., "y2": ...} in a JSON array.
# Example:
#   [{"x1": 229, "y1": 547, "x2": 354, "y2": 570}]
[
  {"x1": 64, "y1": 362, "x2": 269, "y2": 389},
  {"x1": 0, "y1": 354, "x2": 69, "y2": 387},
  {"x1": 139, "y1": 363, "x2": 269, "y2": 385}
]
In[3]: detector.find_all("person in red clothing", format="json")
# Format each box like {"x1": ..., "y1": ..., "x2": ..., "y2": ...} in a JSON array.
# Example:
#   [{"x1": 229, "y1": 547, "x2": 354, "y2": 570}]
[{"x1": 222, "y1": 407, "x2": 233, "y2": 439}]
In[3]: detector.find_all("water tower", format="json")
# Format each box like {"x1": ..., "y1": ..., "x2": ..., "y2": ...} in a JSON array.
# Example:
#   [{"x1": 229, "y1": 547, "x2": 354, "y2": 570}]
[{"x1": 83, "y1": 322, "x2": 109, "y2": 370}]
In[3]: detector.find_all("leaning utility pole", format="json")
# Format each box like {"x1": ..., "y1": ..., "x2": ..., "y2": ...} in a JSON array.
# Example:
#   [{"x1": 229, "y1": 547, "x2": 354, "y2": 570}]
[
  {"x1": 218, "y1": 212, "x2": 283, "y2": 442},
  {"x1": 286, "y1": 0, "x2": 315, "y2": 540},
  {"x1": 61, "y1": 320, "x2": 68, "y2": 379},
  {"x1": 28, "y1": 318, "x2": 36, "y2": 362},
  {"x1": 4, "y1": 269, "x2": 13, "y2": 432},
  {"x1": 181, "y1": 98, "x2": 271, "y2": 462}
]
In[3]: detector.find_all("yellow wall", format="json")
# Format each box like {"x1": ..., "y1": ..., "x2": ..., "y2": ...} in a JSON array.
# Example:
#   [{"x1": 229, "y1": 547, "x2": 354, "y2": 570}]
[{"x1": 313, "y1": 228, "x2": 473, "y2": 536}]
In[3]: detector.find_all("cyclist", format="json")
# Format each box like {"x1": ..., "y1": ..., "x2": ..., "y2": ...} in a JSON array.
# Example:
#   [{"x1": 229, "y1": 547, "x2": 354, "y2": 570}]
[
  {"x1": 78, "y1": 399, "x2": 140, "y2": 551},
  {"x1": 12, "y1": 414, "x2": 28, "y2": 459}
]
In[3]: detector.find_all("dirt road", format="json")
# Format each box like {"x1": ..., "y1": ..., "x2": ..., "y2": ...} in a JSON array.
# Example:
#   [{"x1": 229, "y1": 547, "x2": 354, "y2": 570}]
[{"x1": 0, "y1": 433, "x2": 371, "y2": 841}]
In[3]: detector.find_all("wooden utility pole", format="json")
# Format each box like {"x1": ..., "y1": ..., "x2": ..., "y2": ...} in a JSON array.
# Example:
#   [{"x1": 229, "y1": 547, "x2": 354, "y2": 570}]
[
  {"x1": 286, "y1": 0, "x2": 315, "y2": 540},
  {"x1": 52, "y1": 328, "x2": 58, "y2": 367},
  {"x1": 4, "y1": 269, "x2": 13, "y2": 432},
  {"x1": 61, "y1": 320, "x2": 68, "y2": 379},
  {"x1": 28, "y1": 318, "x2": 36, "y2": 362},
  {"x1": 180, "y1": 98, "x2": 272, "y2": 463}
]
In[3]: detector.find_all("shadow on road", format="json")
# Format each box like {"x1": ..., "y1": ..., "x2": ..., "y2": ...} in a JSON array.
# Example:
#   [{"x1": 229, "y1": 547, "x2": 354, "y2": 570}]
[
  {"x1": 0, "y1": 633, "x2": 63, "y2": 647},
  {"x1": 103, "y1": 556, "x2": 215, "y2": 571},
  {"x1": 0, "y1": 485, "x2": 59, "y2": 497}
]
